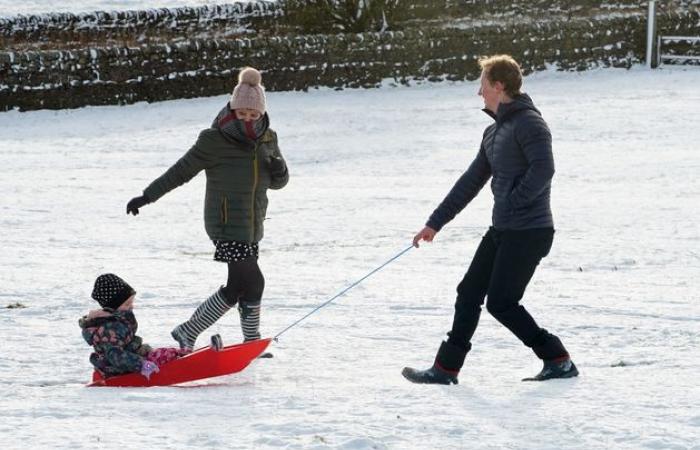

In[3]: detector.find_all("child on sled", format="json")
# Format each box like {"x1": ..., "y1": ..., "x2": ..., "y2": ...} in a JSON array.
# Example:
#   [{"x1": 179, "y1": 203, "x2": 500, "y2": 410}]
[{"x1": 79, "y1": 273, "x2": 188, "y2": 379}]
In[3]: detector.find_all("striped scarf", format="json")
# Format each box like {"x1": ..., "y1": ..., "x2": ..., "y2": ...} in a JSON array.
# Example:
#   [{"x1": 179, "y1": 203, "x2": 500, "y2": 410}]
[{"x1": 212, "y1": 104, "x2": 269, "y2": 147}]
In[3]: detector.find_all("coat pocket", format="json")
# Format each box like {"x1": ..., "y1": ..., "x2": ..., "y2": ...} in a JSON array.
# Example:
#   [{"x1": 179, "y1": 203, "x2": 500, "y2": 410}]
[{"x1": 220, "y1": 196, "x2": 229, "y2": 224}]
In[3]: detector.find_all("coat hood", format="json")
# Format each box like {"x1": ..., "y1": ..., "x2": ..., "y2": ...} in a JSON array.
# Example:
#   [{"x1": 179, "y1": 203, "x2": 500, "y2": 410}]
[{"x1": 483, "y1": 93, "x2": 541, "y2": 123}]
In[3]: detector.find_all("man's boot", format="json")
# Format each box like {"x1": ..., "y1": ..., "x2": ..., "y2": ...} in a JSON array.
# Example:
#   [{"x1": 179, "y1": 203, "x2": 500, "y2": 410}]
[
  {"x1": 171, "y1": 287, "x2": 233, "y2": 352},
  {"x1": 524, "y1": 329, "x2": 579, "y2": 381},
  {"x1": 523, "y1": 358, "x2": 579, "y2": 381},
  {"x1": 402, "y1": 341, "x2": 467, "y2": 385}
]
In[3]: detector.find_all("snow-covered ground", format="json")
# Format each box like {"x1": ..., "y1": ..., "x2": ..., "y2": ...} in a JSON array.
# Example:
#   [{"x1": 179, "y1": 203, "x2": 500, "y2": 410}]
[
  {"x1": 0, "y1": 0, "x2": 246, "y2": 17},
  {"x1": 1, "y1": 66, "x2": 699, "y2": 449}
]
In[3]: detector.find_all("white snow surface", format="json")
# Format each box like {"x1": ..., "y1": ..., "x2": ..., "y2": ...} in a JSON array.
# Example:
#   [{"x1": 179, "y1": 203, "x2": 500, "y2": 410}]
[
  {"x1": 0, "y1": 0, "x2": 248, "y2": 17},
  {"x1": 1, "y1": 67, "x2": 699, "y2": 449}
]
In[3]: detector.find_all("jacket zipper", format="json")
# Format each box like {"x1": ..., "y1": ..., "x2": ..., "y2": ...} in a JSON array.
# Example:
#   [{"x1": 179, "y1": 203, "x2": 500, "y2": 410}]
[
  {"x1": 221, "y1": 196, "x2": 228, "y2": 224},
  {"x1": 250, "y1": 143, "x2": 259, "y2": 242}
]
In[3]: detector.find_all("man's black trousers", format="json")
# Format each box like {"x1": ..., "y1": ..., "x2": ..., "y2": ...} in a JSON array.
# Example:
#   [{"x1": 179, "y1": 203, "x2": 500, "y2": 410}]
[{"x1": 445, "y1": 227, "x2": 568, "y2": 366}]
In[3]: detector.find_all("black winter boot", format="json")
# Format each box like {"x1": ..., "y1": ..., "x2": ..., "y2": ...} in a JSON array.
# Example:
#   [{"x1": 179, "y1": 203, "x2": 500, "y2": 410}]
[
  {"x1": 522, "y1": 358, "x2": 579, "y2": 381},
  {"x1": 529, "y1": 329, "x2": 569, "y2": 360},
  {"x1": 402, "y1": 341, "x2": 467, "y2": 385},
  {"x1": 402, "y1": 364, "x2": 458, "y2": 385}
]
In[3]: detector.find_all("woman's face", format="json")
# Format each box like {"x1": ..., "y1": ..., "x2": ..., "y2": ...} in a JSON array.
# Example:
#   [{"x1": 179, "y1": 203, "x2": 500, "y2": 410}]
[{"x1": 234, "y1": 108, "x2": 262, "y2": 122}]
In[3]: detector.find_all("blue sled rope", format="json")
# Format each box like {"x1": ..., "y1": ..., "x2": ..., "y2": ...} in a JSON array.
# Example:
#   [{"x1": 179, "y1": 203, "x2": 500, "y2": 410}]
[{"x1": 273, "y1": 244, "x2": 414, "y2": 341}]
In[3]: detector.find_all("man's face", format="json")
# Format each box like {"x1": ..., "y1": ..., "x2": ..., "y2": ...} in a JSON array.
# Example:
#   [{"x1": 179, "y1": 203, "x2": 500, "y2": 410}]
[{"x1": 478, "y1": 71, "x2": 502, "y2": 113}]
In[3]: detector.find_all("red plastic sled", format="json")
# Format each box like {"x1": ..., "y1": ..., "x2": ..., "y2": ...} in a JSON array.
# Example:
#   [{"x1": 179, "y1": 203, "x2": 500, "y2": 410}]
[{"x1": 87, "y1": 338, "x2": 272, "y2": 387}]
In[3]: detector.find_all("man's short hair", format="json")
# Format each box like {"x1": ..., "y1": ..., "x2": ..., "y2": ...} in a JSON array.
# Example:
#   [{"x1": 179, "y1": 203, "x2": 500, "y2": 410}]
[{"x1": 478, "y1": 55, "x2": 523, "y2": 98}]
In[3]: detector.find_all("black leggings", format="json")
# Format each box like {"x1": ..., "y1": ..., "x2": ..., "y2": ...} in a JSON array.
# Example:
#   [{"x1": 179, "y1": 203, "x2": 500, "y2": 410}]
[{"x1": 222, "y1": 258, "x2": 265, "y2": 306}]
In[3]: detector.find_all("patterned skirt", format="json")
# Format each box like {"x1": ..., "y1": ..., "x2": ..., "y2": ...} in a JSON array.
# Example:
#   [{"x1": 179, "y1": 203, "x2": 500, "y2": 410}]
[{"x1": 213, "y1": 240, "x2": 259, "y2": 263}]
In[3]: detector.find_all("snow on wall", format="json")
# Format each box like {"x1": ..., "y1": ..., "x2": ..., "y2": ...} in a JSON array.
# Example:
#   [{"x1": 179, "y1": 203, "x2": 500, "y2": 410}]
[{"x1": 0, "y1": 1, "x2": 282, "y2": 46}]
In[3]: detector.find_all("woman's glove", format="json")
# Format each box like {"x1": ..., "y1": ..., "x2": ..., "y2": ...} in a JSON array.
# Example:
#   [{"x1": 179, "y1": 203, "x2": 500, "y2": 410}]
[
  {"x1": 140, "y1": 360, "x2": 160, "y2": 380},
  {"x1": 268, "y1": 156, "x2": 287, "y2": 177},
  {"x1": 126, "y1": 195, "x2": 150, "y2": 216}
]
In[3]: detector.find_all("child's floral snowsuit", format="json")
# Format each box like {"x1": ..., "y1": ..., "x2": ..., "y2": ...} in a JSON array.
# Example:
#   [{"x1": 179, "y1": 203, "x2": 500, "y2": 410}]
[{"x1": 80, "y1": 309, "x2": 185, "y2": 377}]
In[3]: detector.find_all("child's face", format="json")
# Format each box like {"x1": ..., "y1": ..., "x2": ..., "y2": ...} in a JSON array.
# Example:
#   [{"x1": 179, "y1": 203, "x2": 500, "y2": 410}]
[{"x1": 117, "y1": 294, "x2": 136, "y2": 311}]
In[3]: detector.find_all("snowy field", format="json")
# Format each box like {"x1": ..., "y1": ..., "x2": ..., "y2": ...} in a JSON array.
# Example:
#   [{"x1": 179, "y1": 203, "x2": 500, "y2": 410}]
[
  {"x1": 1, "y1": 67, "x2": 699, "y2": 449},
  {"x1": 0, "y1": 0, "x2": 245, "y2": 17}
]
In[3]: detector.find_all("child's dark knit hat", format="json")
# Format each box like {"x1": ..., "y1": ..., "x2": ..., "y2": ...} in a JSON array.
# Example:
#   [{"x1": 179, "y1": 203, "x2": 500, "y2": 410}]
[{"x1": 91, "y1": 273, "x2": 135, "y2": 310}]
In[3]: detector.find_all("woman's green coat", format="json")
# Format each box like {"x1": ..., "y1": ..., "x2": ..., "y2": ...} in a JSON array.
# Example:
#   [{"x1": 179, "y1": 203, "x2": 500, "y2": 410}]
[{"x1": 144, "y1": 127, "x2": 288, "y2": 243}]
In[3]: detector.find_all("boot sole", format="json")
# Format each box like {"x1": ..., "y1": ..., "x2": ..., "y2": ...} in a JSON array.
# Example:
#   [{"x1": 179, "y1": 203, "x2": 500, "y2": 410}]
[{"x1": 401, "y1": 367, "x2": 458, "y2": 385}]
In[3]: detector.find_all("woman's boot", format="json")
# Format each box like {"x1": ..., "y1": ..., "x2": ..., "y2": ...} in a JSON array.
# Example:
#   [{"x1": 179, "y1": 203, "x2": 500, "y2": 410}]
[
  {"x1": 238, "y1": 299, "x2": 272, "y2": 358},
  {"x1": 171, "y1": 287, "x2": 233, "y2": 352}
]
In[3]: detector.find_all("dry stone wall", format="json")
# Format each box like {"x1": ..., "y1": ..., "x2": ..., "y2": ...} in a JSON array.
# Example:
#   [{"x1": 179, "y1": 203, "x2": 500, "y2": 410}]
[
  {"x1": 0, "y1": 1, "x2": 283, "y2": 49},
  {"x1": 1, "y1": 1, "x2": 698, "y2": 111},
  {"x1": 393, "y1": 0, "x2": 696, "y2": 21}
]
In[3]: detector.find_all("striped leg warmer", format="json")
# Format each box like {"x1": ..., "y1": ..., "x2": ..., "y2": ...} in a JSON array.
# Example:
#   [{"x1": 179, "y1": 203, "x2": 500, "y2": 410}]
[
  {"x1": 171, "y1": 287, "x2": 231, "y2": 351},
  {"x1": 238, "y1": 299, "x2": 261, "y2": 342}
]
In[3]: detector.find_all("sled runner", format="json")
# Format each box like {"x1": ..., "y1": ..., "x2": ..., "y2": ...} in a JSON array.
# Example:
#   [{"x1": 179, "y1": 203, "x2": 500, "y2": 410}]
[{"x1": 87, "y1": 337, "x2": 271, "y2": 387}]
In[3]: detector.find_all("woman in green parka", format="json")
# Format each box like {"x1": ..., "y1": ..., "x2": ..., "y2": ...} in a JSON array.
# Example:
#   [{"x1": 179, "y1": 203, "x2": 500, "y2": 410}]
[{"x1": 126, "y1": 67, "x2": 289, "y2": 352}]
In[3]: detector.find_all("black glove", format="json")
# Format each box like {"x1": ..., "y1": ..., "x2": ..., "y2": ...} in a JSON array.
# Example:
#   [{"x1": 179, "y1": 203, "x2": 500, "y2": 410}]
[
  {"x1": 268, "y1": 156, "x2": 287, "y2": 177},
  {"x1": 126, "y1": 195, "x2": 150, "y2": 216}
]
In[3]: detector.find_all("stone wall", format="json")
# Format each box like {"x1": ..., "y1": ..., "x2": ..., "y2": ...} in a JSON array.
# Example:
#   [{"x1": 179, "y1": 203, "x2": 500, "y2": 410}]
[
  {"x1": 1, "y1": 2, "x2": 698, "y2": 111},
  {"x1": 393, "y1": 0, "x2": 696, "y2": 22},
  {"x1": 5, "y1": 0, "x2": 695, "y2": 47},
  {"x1": 0, "y1": 1, "x2": 283, "y2": 50}
]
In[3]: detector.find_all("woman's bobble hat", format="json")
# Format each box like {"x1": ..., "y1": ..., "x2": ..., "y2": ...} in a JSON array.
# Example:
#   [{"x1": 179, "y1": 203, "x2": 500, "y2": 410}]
[
  {"x1": 229, "y1": 67, "x2": 266, "y2": 114},
  {"x1": 91, "y1": 274, "x2": 135, "y2": 310}
]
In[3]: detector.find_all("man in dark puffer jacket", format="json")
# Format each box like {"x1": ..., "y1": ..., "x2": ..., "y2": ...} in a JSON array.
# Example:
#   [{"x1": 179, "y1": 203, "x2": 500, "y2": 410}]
[{"x1": 403, "y1": 55, "x2": 578, "y2": 384}]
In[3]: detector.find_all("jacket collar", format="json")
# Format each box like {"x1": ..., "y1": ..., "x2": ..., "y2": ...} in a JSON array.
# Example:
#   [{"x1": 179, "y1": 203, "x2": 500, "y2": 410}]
[
  {"x1": 481, "y1": 93, "x2": 540, "y2": 123},
  {"x1": 79, "y1": 309, "x2": 134, "y2": 329}
]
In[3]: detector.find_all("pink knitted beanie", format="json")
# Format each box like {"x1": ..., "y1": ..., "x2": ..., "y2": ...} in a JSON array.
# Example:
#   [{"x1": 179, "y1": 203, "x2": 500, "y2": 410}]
[{"x1": 229, "y1": 67, "x2": 267, "y2": 114}]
